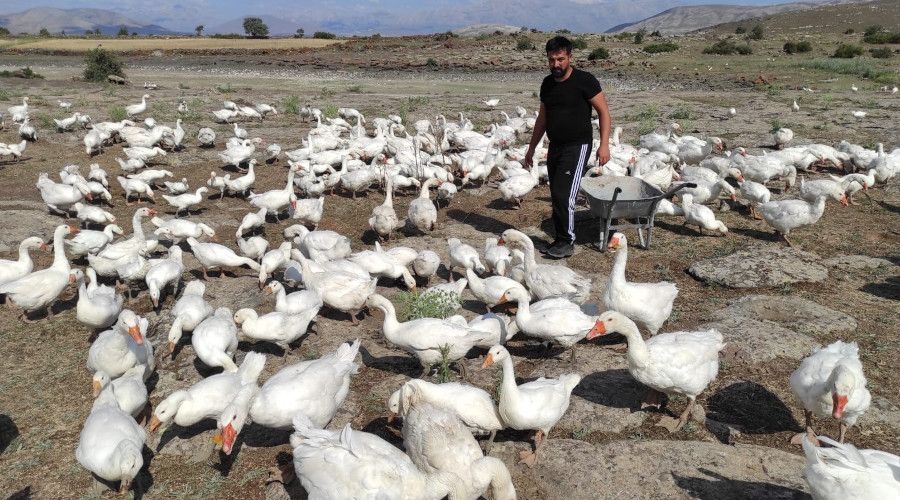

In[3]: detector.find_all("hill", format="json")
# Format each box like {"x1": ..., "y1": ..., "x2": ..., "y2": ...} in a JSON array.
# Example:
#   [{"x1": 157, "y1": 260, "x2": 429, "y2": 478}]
[
  {"x1": 0, "y1": 7, "x2": 172, "y2": 35},
  {"x1": 707, "y1": 0, "x2": 900, "y2": 34},
  {"x1": 607, "y1": 0, "x2": 863, "y2": 34}
]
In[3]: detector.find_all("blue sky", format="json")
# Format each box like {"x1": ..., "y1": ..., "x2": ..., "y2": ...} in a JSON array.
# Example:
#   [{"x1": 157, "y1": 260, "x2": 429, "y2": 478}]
[{"x1": 2, "y1": 1, "x2": 840, "y2": 33}]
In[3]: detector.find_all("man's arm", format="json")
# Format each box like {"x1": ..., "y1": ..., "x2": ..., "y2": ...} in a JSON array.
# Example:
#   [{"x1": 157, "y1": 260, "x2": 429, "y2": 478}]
[
  {"x1": 590, "y1": 92, "x2": 611, "y2": 165},
  {"x1": 524, "y1": 103, "x2": 547, "y2": 168}
]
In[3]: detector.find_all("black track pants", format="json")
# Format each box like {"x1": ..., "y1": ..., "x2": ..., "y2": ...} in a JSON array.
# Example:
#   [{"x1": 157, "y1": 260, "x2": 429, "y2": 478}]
[{"x1": 546, "y1": 142, "x2": 591, "y2": 243}]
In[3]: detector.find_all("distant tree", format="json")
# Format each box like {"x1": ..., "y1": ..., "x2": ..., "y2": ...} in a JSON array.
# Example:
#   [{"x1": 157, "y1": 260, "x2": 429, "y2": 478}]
[
  {"x1": 572, "y1": 38, "x2": 588, "y2": 49},
  {"x1": 735, "y1": 26, "x2": 746, "y2": 34},
  {"x1": 650, "y1": 30, "x2": 661, "y2": 37},
  {"x1": 313, "y1": 31, "x2": 336, "y2": 39},
  {"x1": 60, "y1": 30, "x2": 65, "y2": 36},
  {"x1": 83, "y1": 47, "x2": 126, "y2": 82},
  {"x1": 242, "y1": 17, "x2": 269, "y2": 38},
  {"x1": 588, "y1": 46, "x2": 610, "y2": 60},
  {"x1": 38, "y1": 27, "x2": 50, "y2": 37},
  {"x1": 844, "y1": 28, "x2": 855, "y2": 35},
  {"x1": 0, "y1": 27, "x2": 10, "y2": 36},
  {"x1": 295, "y1": 28, "x2": 305, "y2": 38},
  {"x1": 131, "y1": 32, "x2": 137, "y2": 36},
  {"x1": 117, "y1": 26, "x2": 129, "y2": 37},
  {"x1": 195, "y1": 25, "x2": 204, "y2": 37},
  {"x1": 748, "y1": 24, "x2": 764, "y2": 40},
  {"x1": 634, "y1": 29, "x2": 646, "y2": 44},
  {"x1": 863, "y1": 25, "x2": 883, "y2": 37},
  {"x1": 95, "y1": 28, "x2": 102, "y2": 35},
  {"x1": 85, "y1": 29, "x2": 93, "y2": 35}
]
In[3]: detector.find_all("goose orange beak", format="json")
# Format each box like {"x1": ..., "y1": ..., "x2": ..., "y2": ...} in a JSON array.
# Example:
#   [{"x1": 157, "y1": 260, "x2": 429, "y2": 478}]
[
  {"x1": 263, "y1": 285, "x2": 273, "y2": 295},
  {"x1": 68, "y1": 225, "x2": 80, "y2": 235},
  {"x1": 128, "y1": 325, "x2": 143, "y2": 344},
  {"x1": 148, "y1": 415, "x2": 162, "y2": 433},
  {"x1": 832, "y1": 393, "x2": 848, "y2": 419},
  {"x1": 607, "y1": 236, "x2": 620, "y2": 251},
  {"x1": 497, "y1": 237, "x2": 505, "y2": 246},
  {"x1": 40, "y1": 242, "x2": 49, "y2": 251},
  {"x1": 496, "y1": 294, "x2": 508, "y2": 305},
  {"x1": 586, "y1": 320, "x2": 607, "y2": 340},
  {"x1": 481, "y1": 353, "x2": 495, "y2": 368},
  {"x1": 167, "y1": 341, "x2": 176, "y2": 354},
  {"x1": 221, "y1": 422, "x2": 237, "y2": 455},
  {"x1": 92, "y1": 380, "x2": 102, "y2": 397},
  {"x1": 147, "y1": 209, "x2": 157, "y2": 216},
  {"x1": 839, "y1": 195, "x2": 849, "y2": 207}
]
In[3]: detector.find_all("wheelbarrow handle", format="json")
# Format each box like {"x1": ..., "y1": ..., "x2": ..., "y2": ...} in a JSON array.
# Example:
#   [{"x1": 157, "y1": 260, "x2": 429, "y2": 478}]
[{"x1": 663, "y1": 182, "x2": 697, "y2": 198}]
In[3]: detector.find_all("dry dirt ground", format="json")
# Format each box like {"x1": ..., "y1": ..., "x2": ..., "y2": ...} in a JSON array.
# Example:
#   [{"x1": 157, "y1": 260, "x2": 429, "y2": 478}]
[{"x1": 0, "y1": 51, "x2": 897, "y2": 499}]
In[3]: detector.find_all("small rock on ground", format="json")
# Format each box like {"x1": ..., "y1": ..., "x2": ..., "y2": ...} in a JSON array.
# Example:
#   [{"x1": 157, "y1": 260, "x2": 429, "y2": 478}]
[
  {"x1": 688, "y1": 245, "x2": 828, "y2": 288},
  {"x1": 700, "y1": 317, "x2": 818, "y2": 365}
]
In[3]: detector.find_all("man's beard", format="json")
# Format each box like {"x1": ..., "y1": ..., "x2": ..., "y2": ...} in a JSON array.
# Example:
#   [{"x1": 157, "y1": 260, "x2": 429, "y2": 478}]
[{"x1": 550, "y1": 67, "x2": 565, "y2": 77}]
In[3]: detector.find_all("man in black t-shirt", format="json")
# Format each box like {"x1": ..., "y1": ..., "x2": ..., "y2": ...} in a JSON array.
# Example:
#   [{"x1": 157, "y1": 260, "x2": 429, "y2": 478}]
[{"x1": 524, "y1": 36, "x2": 611, "y2": 259}]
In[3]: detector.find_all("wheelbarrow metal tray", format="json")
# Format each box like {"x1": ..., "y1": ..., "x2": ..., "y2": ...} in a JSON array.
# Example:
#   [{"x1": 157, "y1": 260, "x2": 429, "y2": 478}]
[{"x1": 580, "y1": 176, "x2": 664, "y2": 219}]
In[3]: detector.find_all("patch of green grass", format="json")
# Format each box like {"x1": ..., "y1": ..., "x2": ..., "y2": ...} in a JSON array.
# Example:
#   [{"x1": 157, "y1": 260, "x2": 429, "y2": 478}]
[
  {"x1": 320, "y1": 87, "x2": 336, "y2": 99},
  {"x1": 634, "y1": 104, "x2": 659, "y2": 121},
  {"x1": 0, "y1": 66, "x2": 44, "y2": 79},
  {"x1": 833, "y1": 43, "x2": 864, "y2": 58},
  {"x1": 396, "y1": 289, "x2": 459, "y2": 322},
  {"x1": 435, "y1": 344, "x2": 453, "y2": 383},
  {"x1": 804, "y1": 58, "x2": 892, "y2": 82},
  {"x1": 400, "y1": 96, "x2": 429, "y2": 114},
  {"x1": 769, "y1": 119, "x2": 784, "y2": 133},
  {"x1": 240, "y1": 468, "x2": 268, "y2": 485},
  {"x1": 571, "y1": 427, "x2": 589, "y2": 439},
  {"x1": 637, "y1": 118, "x2": 656, "y2": 136},
  {"x1": 667, "y1": 105, "x2": 693, "y2": 120},
  {"x1": 178, "y1": 82, "x2": 190, "y2": 89},
  {"x1": 33, "y1": 112, "x2": 53, "y2": 129},
  {"x1": 643, "y1": 42, "x2": 679, "y2": 54},
  {"x1": 703, "y1": 39, "x2": 752, "y2": 55},
  {"x1": 0, "y1": 89, "x2": 9, "y2": 101},
  {"x1": 109, "y1": 105, "x2": 127, "y2": 122},
  {"x1": 347, "y1": 84, "x2": 364, "y2": 93},
  {"x1": 321, "y1": 103, "x2": 339, "y2": 119},
  {"x1": 283, "y1": 95, "x2": 301, "y2": 115},
  {"x1": 215, "y1": 82, "x2": 234, "y2": 93}
]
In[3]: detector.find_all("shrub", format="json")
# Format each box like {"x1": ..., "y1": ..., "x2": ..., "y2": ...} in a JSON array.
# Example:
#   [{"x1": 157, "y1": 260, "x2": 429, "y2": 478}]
[
  {"x1": 557, "y1": 28, "x2": 571, "y2": 34},
  {"x1": 863, "y1": 25, "x2": 883, "y2": 37},
  {"x1": 38, "y1": 27, "x2": 50, "y2": 37},
  {"x1": 294, "y1": 28, "x2": 304, "y2": 38},
  {"x1": 832, "y1": 44, "x2": 863, "y2": 58},
  {"x1": 516, "y1": 38, "x2": 535, "y2": 51},
  {"x1": 650, "y1": 30, "x2": 661, "y2": 37},
  {"x1": 844, "y1": 28, "x2": 855, "y2": 35},
  {"x1": 210, "y1": 33, "x2": 243, "y2": 39},
  {"x1": 0, "y1": 27, "x2": 9, "y2": 36},
  {"x1": 396, "y1": 290, "x2": 459, "y2": 322},
  {"x1": 109, "y1": 105, "x2": 127, "y2": 121},
  {"x1": 668, "y1": 105, "x2": 693, "y2": 120},
  {"x1": 313, "y1": 31, "x2": 336, "y2": 39},
  {"x1": 573, "y1": 38, "x2": 588, "y2": 49},
  {"x1": 321, "y1": 103, "x2": 339, "y2": 119},
  {"x1": 783, "y1": 40, "x2": 812, "y2": 54},
  {"x1": 425, "y1": 57, "x2": 438, "y2": 68},
  {"x1": 870, "y1": 47, "x2": 893, "y2": 59},
  {"x1": 117, "y1": 26, "x2": 129, "y2": 37},
  {"x1": 748, "y1": 24, "x2": 764, "y2": 40},
  {"x1": 588, "y1": 46, "x2": 610, "y2": 60},
  {"x1": 242, "y1": 17, "x2": 269, "y2": 38},
  {"x1": 634, "y1": 29, "x2": 645, "y2": 44},
  {"x1": 0, "y1": 67, "x2": 45, "y2": 79},
  {"x1": 703, "y1": 40, "x2": 753, "y2": 55},
  {"x1": 863, "y1": 30, "x2": 900, "y2": 44},
  {"x1": 282, "y1": 95, "x2": 300, "y2": 115},
  {"x1": 83, "y1": 48, "x2": 125, "y2": 82},
  {"x1": 735, "y1": 26, "x2": 746, "y2": 34},
  {"x1": 643, "y1": 42, "x2": 679, "y2": 53}
]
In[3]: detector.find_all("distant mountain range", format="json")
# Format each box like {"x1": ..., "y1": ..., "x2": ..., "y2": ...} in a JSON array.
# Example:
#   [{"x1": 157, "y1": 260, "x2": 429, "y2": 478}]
[
  {"x1": 0, "y1": 7, "x2": 172, "y2": 35},
  {"x1": 606, "y1": 0, "x2": 864, "y2": 34}
]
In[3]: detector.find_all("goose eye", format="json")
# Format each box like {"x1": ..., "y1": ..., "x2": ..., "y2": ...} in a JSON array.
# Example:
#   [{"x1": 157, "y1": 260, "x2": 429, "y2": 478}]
[{"x1": 232, "y1": 415, "x2": 237, "y2": 420}]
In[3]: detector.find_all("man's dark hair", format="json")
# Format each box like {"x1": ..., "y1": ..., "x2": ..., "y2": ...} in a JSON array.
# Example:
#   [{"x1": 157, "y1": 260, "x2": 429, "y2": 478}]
[{"x1": 546, "y1": 36, "x2": 573, "y2": 54}]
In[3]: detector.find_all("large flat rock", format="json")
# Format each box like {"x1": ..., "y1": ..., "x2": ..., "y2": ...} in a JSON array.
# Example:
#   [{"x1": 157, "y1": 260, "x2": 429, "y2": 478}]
[
  {"x1": 700, "y1": 317, "x2": 818, "y2": 365},
  {"x1": 688, "y1": 245, "x2": 827, "y2": 288},
  {"x1": 488, "y1": 439, "x2": 808, "y2": 500},
  {"x1": 711, "y1": 295, "x2": 857, "y2": 337}
]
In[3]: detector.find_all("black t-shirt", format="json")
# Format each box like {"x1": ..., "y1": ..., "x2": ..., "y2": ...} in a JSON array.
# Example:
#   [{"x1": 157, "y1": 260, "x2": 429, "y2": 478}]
[{"x1": 540, "y1": 68, "x2": 603, "y2": 146}]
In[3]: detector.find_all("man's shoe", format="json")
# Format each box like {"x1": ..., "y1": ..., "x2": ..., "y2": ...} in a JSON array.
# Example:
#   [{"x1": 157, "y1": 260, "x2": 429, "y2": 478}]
[
  {"x1": 540, "y1": 239, "x2": 564, "y2": 254},
  {"x1": 546, "y1": 242, "x2": 574, "y2": 259}
]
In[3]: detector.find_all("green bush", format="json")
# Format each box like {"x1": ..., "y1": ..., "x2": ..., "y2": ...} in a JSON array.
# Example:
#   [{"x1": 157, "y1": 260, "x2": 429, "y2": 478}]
[
  {"x1": 0, "y1": 27, "x2": 9, "y2": 36},
  {"x1": 863, "y1": 30, "x2": 900, "y2": 44},
  {"x1": 844, "y1": 28, "x2": 855, "y2": 35},
  {"x1": 282, "y1": 95, "x2": 300, "y2": 115},
  {"x1": 748, "y1": 24, "x2": 764, "y2": 40},
  {"x1": 783, "y1": 40, "x2": 812, "y2": 54},
  {"x1": 313, "y1": 31, "x2": 336, "y2": 39},
  {"x1": 210, "y1": 33, "x2": 243, "y2": 39},
  {"x1": 573, "y1": 38, "x2": 588, "y2": 49},
  {"x1": 650, "y1": 30, "x2": 661, "y2": 37},
  {"x1": 516, "y1": 38, "x2": 535, "y2": 51},
  {"x1": 870, "y1": 47, "x2": 893, "y2": 59},
  {"x1": 832, "y1": 44, "x2": 863, "y2": 58},
  {"x1": 83, "y1": 48, "x2": 125, "y2": 82},
  {"x1": 396, "y1": 290, "x2": 460, "y2": 322},
  {"x1": 588, "y1": 46, "x2": 610, "y2": 60},
  {"x1": 634, "y1": 30, "x2": 645, "y2": 44},
  {"x1": 109, "y1": 105, "x2": 127, "y2": 121},
  {"x1": 703, "y1": 40, "x2": 753, "y2": 55},
  {"x1": 117, "y1": 26, "x2": 129, "y2": 37},
  {"x1": 38, "y1": 27, "x2": 50, "y2": 37},
  {"x1": 425, "y1": 57, "x2": 438, "y2": 68},
  {"x1": 243, "y1": 17, "x2": 269, "y2": 38},
  {"x1": 643, "y1": 42, "x2": 679, "y2": 53},
  {"x1": 735, "y1": 26, "x2": 747, "y2": 34},
  {"x1": 0, "y1": 67, "x2": 45, "y2": 79}
]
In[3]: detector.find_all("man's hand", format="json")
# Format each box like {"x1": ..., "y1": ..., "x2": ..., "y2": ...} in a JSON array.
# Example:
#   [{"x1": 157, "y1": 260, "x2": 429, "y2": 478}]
[
  {"x1": 524, "y1": 148, "x2": 535, "y2": 169},
  {"x1": 596, "y1": 143, "x2": 610, "y2": 165}
]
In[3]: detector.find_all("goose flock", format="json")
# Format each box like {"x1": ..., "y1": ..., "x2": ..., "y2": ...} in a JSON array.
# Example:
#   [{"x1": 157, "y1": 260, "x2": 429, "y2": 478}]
[{"x1": 1, "y1": 87, "x2": 898, "y2": 499}]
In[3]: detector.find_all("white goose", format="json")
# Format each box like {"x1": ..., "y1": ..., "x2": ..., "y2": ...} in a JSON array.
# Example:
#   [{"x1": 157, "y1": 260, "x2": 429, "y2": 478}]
[
  {"x1": 758, "y1": 194, "x2": 828, "y2": 246},
  {"x1": 76, "y1": 268, "x2": 124, "y2": 329},
  {"x1": 366, "y1": 293, "x2": 492, "y2": 375},
  {"x1": 447, "y1": 238, "x2": 486, "y2": 279},
  {"x1": 682, "y1": 194, "x2": 728, "y2": 235},
  {"x1": 72, "y1": 202, "x2": 115, "y2": 228},
  {"x1": 290, "y1": 225, "x2": 352, "y2": 263},
  {"x1": 413, "y1": 250, "x2": 441, "y2": 279},
  {"x1": 587, "y1": 311, "x2": 724, "y2": 432},
  {"x1": 0, "y1": 225, "x2": 77, "y2": 321},
  {"x1": 234, "y1": 306, "x2": 317, "y2": 349},
  {"x1": 387, "y1": 379, "x2": 504, "y2": 438},
  {"x1": 189, "y1": 307, "x2": 239, "y2": 371},
  {"x1": 484, "y1": 237, "x2": 511, "y2": 276},
  {"x1": 291, "y1": 196, "x2": 325, "y2": 228},
  {"x1": 214, "y1": 340, "x2": 361, "y2": 455},
  {"x1": 36, "y1": 172, "x2": 92, "y2": 214},
  {"x1": 737, "y1": 179, "x2": 771, "y2": 219},
  {"x1": 465, "y1": 267, "x2": 528, "y2": 312},
  {"x1": 166, "y1": 280, "x2": 214, "y2": 353},
  {"x1": 91, "y1": 365, "x2": 148, "y2": 419},
  {"x1": 801, "y1": 435, "x2": 900, "y2": 500},
  {"x1": 498, "y1": 229, "x2": 591, "y2": 304},
  {"x1": 603, "y1": 232, "x2": 678, "y2": 335},
  {"x1": 125, "y1": 94, "x2": 150, "y2": 117},
  {"x1": 790, "y1": 341, "x2": 871, "y2": 444},
  {"x1": 481, "y1": 345, "x2": 580, "y2": 467},
  {"x1": 249, "y1": 168, "x2": 297, "y2": 219},
  {"x1": 235, "y1": 206, "x2": 268, "y2": 237},
  {"x1": 162, "y1": 187, "x2": 208, "y2": 215},
  {"x1": 97, "y1": 208, "x2": 156, "y2": 261},
  {"x1": 149, "y1": 352, "x2": 266, "y2": 434},
  {"x1": 75, "y1": 386, "x2": 146, "y2": 494},
  {"x1": 145, "y1": 246, "x2": 184, "y2": 309},
  {"x1": 116, "y1": 176, "x2": 155, "y2": 204},
  {"x1": 87, "y1": 310, "x2": 155, "y2": 383},
  {"x1": 223, "y1": 159, "x2": 256, "y2": 196},
  {"x1": 258, "y1": 242, "x2": 293, "y2": 288},
  {"x1": 186, "y1": 237, "x2": 261, "y2": 279},
  {"x1": 151, "y1": 217, "x2": 216, "y2": 243},
  {"x1": 408, "y1": 178, "x2": 438, "y2": 233},
  {"x1": 368, "y1": 175, "x2": 399, "y2": 241},
  {"x1": 498, "y1": 286, "x2": 597, "y2": 359},
  {"x1": 0, "y1": 236, "x2": 45, "y2": 286},
  {"x1": 262, "y1": 280, "x2": 323, "y2": 316},
  {"x1": 296, "y1": 255, "x2": 376, "y2": 324},
  {"x1": 237, "y1": 235, "x2": 268, "y2": 262}
]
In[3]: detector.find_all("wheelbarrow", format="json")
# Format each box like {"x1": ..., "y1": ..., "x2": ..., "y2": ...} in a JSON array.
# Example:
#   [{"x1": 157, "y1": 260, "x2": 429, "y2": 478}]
[{"x1": 579, "y1": 176, "x2": 695, "y2": 251}]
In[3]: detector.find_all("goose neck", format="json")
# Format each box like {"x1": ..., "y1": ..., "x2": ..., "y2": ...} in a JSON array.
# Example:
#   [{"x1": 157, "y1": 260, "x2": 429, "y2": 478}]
[
  {"x1": 375, "y1": 298, "x2": 401, "y2": 338},
  {"x1": 52, "y1": 226, "x2": 69, "y2": 269},
  {"x1": 610, "y1": 243, "x2": 628, "y2": 283},
  {"x1": 498, "y1": 354, "x2": 520, "y2": 406},
  {"x1": 619, "y1": 320, "x2": 650, "y2": 368}
]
